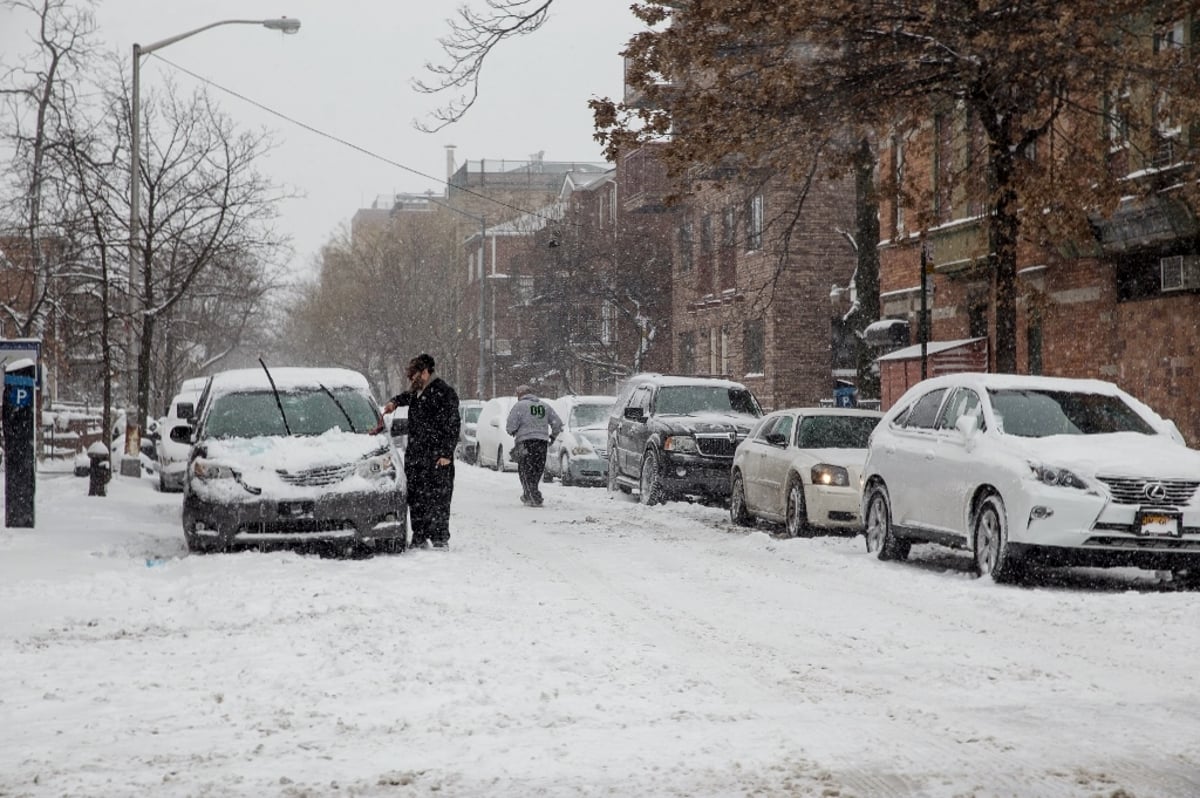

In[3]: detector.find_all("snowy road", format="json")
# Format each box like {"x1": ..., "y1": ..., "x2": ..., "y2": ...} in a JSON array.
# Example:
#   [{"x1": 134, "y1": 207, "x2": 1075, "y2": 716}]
[{"x1": 2, "y1": 464, "x2": 1199, "y2": 796}]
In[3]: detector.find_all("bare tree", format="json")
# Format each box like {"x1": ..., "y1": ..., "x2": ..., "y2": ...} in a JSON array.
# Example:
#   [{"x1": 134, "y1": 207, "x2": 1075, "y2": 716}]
[
  {"x1": 0, "y1": 0, "x2": 100, "y2": 339},
  {"x1": 123, "y1": 78, "x2": 291, "y2": 431},
  {"x1": 415, "y1": 0, "x2": 555, "y2": 132}
]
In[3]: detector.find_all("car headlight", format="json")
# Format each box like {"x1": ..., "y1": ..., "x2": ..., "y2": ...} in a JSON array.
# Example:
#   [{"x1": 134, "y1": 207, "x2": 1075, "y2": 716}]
[
  {"x1": 192, "y1": 459, "x2": 237, "y2": 481},
  {"x1": 357, "y1": 452, "x2": 397, "y2": 480},
  {"x1": 663, "y1": 435, "x2": 699, "y2": 453},
  {"x1": 811, "y1": 464, "x2": 850, "y2": 487},
  {"x1": 1028, "y1": 462, "x2": 1088, "y2": 490}
]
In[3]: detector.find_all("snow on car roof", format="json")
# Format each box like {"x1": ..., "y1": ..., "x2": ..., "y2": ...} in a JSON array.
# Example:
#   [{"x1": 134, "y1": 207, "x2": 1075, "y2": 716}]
[
  {"x1": 625, "y1": 373, "x2": 749, "y2": 389},
  {"x1": 556, "y1": 394, "x2": 616, "y2": 405},
  {"x1": 207, "y1": 367, "x2": 370, "y2": 397},
  {"x1": 768, "y1": 406, "x2": 884, "y2": 418}
]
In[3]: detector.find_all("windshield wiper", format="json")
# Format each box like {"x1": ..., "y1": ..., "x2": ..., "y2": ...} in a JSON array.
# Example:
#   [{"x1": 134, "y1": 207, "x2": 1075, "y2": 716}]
[
  {"x1": 258, "y1": 357, "x2": 292, "y2": 436},
  {"x1": 319, "y1": 383, "x2": 358, "y2": 433}
]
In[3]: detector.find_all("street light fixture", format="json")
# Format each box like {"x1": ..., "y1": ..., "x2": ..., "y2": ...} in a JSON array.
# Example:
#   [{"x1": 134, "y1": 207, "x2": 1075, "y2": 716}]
[{"x1": 124, "y1": 17, "x2": 299, "y2": 472}]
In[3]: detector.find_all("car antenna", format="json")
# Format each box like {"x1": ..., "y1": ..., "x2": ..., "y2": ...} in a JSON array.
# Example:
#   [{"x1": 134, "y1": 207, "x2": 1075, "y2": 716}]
[{"x1": 258, "y1": 356, "x2": 292, "y2": 436}]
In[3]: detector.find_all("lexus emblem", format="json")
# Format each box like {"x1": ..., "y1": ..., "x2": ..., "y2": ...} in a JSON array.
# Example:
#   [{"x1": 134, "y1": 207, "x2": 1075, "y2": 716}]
[
  {"x1": 728, "y1": 432, "x2": 737, "y2": 443},
  {"x1": 1144, "y1": 482, "x2": 1168, "y2": 502}
]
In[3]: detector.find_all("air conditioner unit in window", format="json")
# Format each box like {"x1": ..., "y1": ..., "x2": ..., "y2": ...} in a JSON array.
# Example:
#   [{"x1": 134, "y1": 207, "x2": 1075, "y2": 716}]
[
  {"x1": 1160, "y1": 255, "x2": 1200, "y2": 291},
  {"x1": 493, "y1": 339, "x2": 512, "y2": 356}
]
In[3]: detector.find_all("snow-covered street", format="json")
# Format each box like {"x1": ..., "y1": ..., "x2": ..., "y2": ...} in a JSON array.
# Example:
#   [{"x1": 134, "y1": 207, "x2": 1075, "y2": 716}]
[{"x1": 2, "y1": 464, "x2": 1199, "y2": 797}]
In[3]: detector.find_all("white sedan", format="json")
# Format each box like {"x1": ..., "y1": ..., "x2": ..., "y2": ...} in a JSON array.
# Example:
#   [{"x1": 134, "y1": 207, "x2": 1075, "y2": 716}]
[
  {"x1": 861, "y1": 373, "x2": 1200, "y2": 585},
  {"x1": 730, "y1": 407, "x2": 883, "y2": 536}
]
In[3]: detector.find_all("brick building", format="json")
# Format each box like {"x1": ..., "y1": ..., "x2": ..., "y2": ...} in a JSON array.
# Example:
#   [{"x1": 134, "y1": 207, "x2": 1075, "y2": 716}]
[
  {"x1": 668, "y1": 173, "x2": 858, "y2": 411},
  {"x1": 876, "y1": 102, "x2": 1200, "y2": 441}
]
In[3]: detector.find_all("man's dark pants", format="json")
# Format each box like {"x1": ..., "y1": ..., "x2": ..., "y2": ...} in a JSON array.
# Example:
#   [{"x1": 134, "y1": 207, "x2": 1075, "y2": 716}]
[
  {"x1": 517, "y1": 440, "x2": 548, "y2": 501},
  {"x1": 406, "y1": 459, "x2": 454, "y2": 544}
]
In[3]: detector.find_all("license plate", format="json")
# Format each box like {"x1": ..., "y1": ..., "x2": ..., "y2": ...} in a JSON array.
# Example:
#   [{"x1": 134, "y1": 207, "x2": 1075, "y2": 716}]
[
  {"x1": 279, "y1": 501, "x2": 314, "y2": 518},
  {"x1": 1137, "y1": 509, "x2": 1181, "y2": 537}
]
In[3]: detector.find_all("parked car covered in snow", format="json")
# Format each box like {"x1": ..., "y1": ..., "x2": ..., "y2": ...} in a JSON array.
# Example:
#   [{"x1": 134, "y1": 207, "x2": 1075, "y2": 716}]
[
  {"x1": 475, "y1": 395, "x2": 518, "y2": 471},
  {"x1": 455, "y1": 399, "x2": 484, "y2": 464},
  {"x1": 607, "y1": 373, "x2": 762, "y2": 505},
  {"x1": 730, "y1": 407, "x2": 883, "y2": 536},
  {"x1": 544, "y1": 395, "x2": 613, "y2": 486},
  {"x1": 173, "y1": 366, "x2": 406, "y2": 554},
  {"x1": 861, "y1": 373, "x2": 1200, "y2": 585}
]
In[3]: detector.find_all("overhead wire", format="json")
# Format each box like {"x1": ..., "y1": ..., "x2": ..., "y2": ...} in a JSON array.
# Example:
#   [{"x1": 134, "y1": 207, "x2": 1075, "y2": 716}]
[{"x1": 149, "y1": 51, "x2": 592, "y2": 228}]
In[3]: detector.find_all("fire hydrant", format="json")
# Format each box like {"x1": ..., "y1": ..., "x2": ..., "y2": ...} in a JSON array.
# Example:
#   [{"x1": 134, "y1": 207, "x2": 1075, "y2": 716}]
[{"x1": 87, "y1": 441, "x2": 111, "y2": 497}]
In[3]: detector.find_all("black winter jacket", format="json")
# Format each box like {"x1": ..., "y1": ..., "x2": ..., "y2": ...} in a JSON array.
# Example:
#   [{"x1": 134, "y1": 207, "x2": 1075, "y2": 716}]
[{"x1": 390, "y1": 377, "x2": 461, "y2": 464}]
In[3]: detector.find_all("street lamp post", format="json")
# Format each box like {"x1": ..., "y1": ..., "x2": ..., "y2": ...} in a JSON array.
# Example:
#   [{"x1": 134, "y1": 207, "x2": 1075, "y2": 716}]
[{"x1": 125, "y1": 17, "x2": 299, "y2": 473}]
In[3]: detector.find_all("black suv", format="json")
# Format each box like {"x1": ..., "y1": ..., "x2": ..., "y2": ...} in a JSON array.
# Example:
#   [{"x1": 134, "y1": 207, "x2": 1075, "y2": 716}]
[{"x1": 607, "y1": 373, "x2": 762, "y2": 505}]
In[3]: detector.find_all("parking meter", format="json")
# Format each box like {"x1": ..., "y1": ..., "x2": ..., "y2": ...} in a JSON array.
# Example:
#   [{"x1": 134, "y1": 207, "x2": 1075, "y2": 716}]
[{"x1": 3, "y1": 360, "x2": 37, "y2": 527}]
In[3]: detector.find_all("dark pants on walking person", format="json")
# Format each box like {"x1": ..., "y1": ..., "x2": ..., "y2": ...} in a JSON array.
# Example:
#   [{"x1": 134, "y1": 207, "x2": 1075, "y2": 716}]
[
  {"x1": 406, "y1": 459, "x2": 454, "y2": 545},
  {"x1": 517, "y1": 440, "x2": 548, "y2": 503}
]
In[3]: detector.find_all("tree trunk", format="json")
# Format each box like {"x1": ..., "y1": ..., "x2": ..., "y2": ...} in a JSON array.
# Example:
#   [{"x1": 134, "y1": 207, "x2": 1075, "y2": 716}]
[
  {"x1": 852, "y1": 136, "x2": 881, "y2": 399},
  {"x1": 988, "y1": 146, "x2": 1020, "y2": 374}
]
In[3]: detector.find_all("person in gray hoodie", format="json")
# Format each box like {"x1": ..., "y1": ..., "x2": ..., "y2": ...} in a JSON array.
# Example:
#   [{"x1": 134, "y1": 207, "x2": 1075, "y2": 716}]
[{"x1": 505, "y1": 385, "x2": 563, "y2": 506}]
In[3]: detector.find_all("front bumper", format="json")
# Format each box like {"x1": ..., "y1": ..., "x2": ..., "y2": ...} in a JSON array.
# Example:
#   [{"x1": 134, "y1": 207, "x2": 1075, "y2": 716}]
[
  {"x1": 1007, "y1": 482, "x2": 1200, "y2": 569},
  {"x1": 183, "y1": 487, "x2": 407, "y2": 547},
  {"x1": 659, "y1": 452, "x2": 734, "y2": 498},
  {"x1": 567, "y1": 454, "x2": 608, "y2": 484},
  {"x1": 160, "y1": 462, "x2": 187, "y2": 490},
  {"x1": 804, "y1": 484, "x2": 864, "y2": 529}
]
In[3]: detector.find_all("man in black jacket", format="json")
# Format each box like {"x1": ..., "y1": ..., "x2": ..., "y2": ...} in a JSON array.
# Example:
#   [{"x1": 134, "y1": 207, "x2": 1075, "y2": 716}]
[{"x1": 383, "y1": 354, "x2": 460, "y2": 549}]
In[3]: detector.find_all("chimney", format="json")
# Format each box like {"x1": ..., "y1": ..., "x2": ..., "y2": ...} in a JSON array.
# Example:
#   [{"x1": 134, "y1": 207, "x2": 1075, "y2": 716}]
[{"x1": 445, "y1": 144, "x2": 457, "y2": 188}]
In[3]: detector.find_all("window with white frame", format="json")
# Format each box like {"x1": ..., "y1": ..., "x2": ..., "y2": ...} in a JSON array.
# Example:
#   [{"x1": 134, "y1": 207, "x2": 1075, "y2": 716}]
[
  {"x1": 892, "y1": 135, "x2": 905, "y2": 235},
  {"x1": 720, "y1": 327, "x2": 730, "y2": 375},
  {"x1": 601, "y1": 301, "x2": 617, "y2": 344},
  {"x1": 515, "y1": 274, "x2": 535, "y2": 306},
  {"x1": 747, "y1": 194, "x2": 764, "y2": 251}
]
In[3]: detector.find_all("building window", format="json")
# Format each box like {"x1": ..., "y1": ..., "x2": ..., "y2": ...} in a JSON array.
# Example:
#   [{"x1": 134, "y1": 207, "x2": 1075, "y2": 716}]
[
  {"x1": 743, "y1": 318, "x2": 764, "y2": 374},
  {"x1": 678, "y1": 222, "x2": 693, "y2": 273},
  {"x1": 1105, "y1": 86, "x2": 1130, "y2": 150},
  {"x1": 699, "y1": 213, "x2": 714, "y2": 292},
  {"x1": 601, "y1": 301, "x2": 617, "y2": 344},
  {"x1": 719, "y1": 206, "x2": 736, "y2": 289},
  {"x1": 1027, "y1": 315, "x2": 1043, "y2": 376},
  {"x1": 709, "y1": 328, "x2": 719, "y2": 375},
  {"x1": 968, "y1": 295, "x2": 988, "y2": 339},
  {"x1": 747, "y1": 194, "x2": 764, "y2": 251},
  {"x1": 892, "y1": 135, "x2": 905, "y2": 235},
  {"x1": 679, "y1": 331, "x2": 696, "y2": 374},
  {"x1": 720, "y1": 326, "x2": 730, "y2": 375},
  {"x1": 516, "y1": 275, "x2": 535, "y2": 306}
]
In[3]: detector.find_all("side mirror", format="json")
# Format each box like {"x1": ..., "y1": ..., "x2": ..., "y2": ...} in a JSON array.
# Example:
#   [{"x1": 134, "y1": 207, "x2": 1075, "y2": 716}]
[
  {"x1": 623, "y1": 406, "x2": 645, "y2": 422},
  {"x1": 765, "y1": 431, "x2": 788, "y2": 447},
  {"x1": 954, "y1": 414, "x2": 980, "y2": 439},
  {"x1": 390, "y1": 417, "x2": 409, "y2": 437},
  {"x1": 177, "y1": 401, "x2": 195, "y2": 421},
  {"x1": 169, "y1": 425, "x2": 193, "y2": 444}
]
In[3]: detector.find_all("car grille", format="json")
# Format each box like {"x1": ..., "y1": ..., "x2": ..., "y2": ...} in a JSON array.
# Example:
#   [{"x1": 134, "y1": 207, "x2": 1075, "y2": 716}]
[
  {"x1": 277, "y1": 463, "x2": 355, "y2": 486},
  {"x1": 696, "y1": 435, "x2": 741, "y2": 458},
  {"x1": 1095, "y1": 476, "x2": 1199, "y2": 505},
  {"x1": 1084, "y1": 535, "x2": 1200, "y2": 551},
  {"x1": 240, "y1": 519, "x2": 355, "y2": 535}
]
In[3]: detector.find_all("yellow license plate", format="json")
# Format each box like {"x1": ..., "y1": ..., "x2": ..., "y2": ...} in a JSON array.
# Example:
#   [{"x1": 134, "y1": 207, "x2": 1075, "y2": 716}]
[{"x1": 1138, "y1": 511, "x2": 1180, "y2": 537}]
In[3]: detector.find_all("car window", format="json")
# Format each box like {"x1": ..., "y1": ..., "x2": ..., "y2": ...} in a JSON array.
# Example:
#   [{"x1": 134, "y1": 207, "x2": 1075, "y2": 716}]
[
  {"x1": 773, "y1": 415, "x2": 794, "y2": 443},
  {"x1": 903, "y1": 388, "x2": 948, "y2": 429},
  {"x1": 987, "y1": 389, "x2": 1156, "y2": 437},
  {"x1": 796, "y1": 415, "x2": 879, "y2": 448},
  {"x1": 203, "y1": 388, "x2": 379, "y2": 439},
  {"x1": 631, "y1": 386, "x2": 653, "y2": 414},
  {"x1": 571, "y1": 403, "x2": 610, "y2": 428},
  {"x1": 753, "y1": 416, "x2": 780, "y2": 441},
  {"x1": 937, "y1": 388, "x2": 985, "y2": 432},
  {"x1": 654, "y1": 385, "x2": 762, "y2": 416},
  {"x1": 463, "y1": 406, "x2": 482, "y2": 424}
]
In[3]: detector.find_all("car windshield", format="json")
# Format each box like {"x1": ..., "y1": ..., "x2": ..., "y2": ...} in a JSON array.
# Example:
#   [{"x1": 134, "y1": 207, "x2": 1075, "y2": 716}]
[
  {"x1": 795, "y1": 415, "x2": 879, "y2": 448},
  {"x1": 204, "y1": 388, "x2": 380, "y2": 439},
  {"x1": 987, "y1": 389, "x2": 1155, "y2": 437},
  {"x1": 571, "y1": 403, "x2": 610, "y2": 428},
  {"x1": 463, "y1": 407, "x2": 482, "y2": 424},
  {"x1": 654, "y1": 386, "x2": 762, "y2": 417}
]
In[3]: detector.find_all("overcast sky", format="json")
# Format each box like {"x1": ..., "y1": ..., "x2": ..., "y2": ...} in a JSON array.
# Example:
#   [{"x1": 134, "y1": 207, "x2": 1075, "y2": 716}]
[{"x1": 5, "y1": 1, "x2": 642, "y2": 275}]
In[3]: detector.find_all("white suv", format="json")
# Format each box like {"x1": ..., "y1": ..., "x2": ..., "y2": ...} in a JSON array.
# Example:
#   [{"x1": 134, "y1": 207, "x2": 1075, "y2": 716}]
[{"x1": 861, "y1": 373, "x2": 1200, "y2": 585}]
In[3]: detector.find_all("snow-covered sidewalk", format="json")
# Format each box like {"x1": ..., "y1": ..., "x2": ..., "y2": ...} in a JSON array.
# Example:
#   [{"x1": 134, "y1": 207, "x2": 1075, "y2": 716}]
[{"x1": 1, "y1": 465, "x2": 1198, "y2": 796}]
